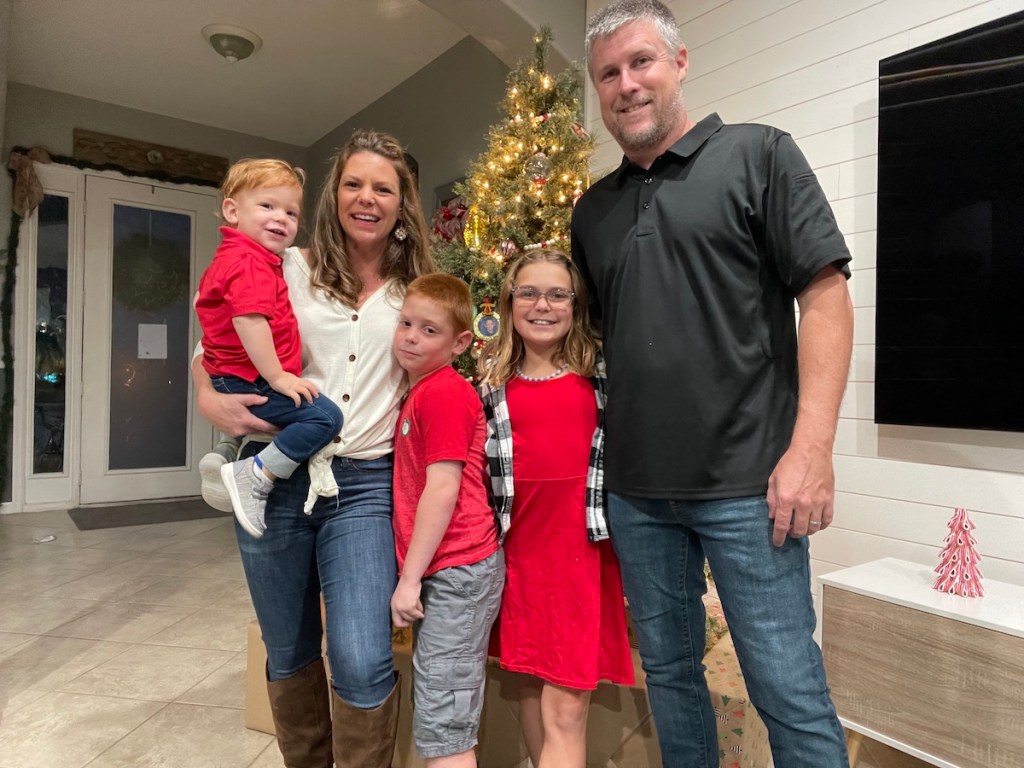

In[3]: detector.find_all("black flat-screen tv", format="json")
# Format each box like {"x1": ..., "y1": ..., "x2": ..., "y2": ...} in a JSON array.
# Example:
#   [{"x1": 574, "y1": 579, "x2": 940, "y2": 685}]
[{"x1": 874, "y1": 10, "x2": 1024, "y2": 433}]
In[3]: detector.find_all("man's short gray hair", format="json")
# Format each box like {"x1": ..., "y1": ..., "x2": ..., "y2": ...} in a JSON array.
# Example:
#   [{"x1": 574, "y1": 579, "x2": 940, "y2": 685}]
[{"x1": 585, "y1": 0, "x2": 683, "y2": 63}]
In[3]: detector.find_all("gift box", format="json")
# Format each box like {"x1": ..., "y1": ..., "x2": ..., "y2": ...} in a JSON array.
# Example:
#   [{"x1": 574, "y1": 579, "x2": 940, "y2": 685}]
[
  {"x1": 704, "y1": 633, "x2": 772, "y2": 768},
  {"x1": 244, "y1": 619, "x2": 274, "y2": 735}
]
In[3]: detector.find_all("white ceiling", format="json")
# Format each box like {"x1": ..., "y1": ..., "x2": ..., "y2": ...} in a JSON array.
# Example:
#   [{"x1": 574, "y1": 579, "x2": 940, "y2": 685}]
[{"x1": 8, "y1": 0, "x2": 474, "y2": 147}]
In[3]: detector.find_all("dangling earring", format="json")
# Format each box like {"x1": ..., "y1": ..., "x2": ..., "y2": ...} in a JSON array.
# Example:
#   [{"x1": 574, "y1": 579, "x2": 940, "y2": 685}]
[{"x1": 393, "y1": 221, "x2": 408, "y2": 242}]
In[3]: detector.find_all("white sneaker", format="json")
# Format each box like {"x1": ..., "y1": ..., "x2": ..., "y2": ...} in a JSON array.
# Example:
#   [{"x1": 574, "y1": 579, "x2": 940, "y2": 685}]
[
  {"x1": 199, "y1": 452, "x2": 233, "y2": 513},
  {"x1": 221, "y1": 457, "x2": 274, "y2": 539}
]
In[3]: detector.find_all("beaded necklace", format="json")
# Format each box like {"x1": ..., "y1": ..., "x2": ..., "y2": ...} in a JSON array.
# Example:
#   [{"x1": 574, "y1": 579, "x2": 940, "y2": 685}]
[{"x1": 515, "y1": 364, "x2": 569, "y2": 382}]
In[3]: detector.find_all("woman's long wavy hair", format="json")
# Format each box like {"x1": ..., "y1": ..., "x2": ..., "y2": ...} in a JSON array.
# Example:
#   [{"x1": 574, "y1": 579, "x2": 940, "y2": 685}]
[
  {"x1": 478, "y1": 250, "x2": 599, "y2": 386},
  {"x1": 308, "y1": 129, "x2": 434, "y2": 306}
]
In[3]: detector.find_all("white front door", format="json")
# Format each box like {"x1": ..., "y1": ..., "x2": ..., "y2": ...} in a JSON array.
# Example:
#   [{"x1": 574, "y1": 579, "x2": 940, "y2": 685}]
[{"x1": 78, "y1": 176, "x2": 218, "y2": 504}]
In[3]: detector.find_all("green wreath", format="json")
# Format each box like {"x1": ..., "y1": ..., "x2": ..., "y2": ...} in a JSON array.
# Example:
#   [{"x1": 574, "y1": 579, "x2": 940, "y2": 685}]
[{"x1": 111, "y1": 233, "x2": 190, "y2": 312}]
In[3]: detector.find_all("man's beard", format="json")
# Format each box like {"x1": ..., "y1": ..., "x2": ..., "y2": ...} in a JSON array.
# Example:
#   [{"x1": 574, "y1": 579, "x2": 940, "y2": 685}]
[{"x1": 612, "y1": 88, "x2": 685, "y2": 153}]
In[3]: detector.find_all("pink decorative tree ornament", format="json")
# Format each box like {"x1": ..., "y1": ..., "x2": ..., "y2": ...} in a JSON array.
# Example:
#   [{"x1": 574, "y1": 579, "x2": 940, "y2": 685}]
[{"x1": 933, "y1": 507, "x2": 984, "y2": 597}]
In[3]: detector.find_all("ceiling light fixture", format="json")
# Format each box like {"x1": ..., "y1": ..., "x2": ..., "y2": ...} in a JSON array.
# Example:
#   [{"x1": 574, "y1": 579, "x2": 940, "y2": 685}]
[{"x1": 202, "y1": 24, "x2": 263, "y2": 64}]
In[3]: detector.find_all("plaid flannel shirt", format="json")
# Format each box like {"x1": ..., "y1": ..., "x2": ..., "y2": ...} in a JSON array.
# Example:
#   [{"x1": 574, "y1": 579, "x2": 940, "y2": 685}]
[{"x1": 479, "y1": 374, "x2": 609, "y2": 543}]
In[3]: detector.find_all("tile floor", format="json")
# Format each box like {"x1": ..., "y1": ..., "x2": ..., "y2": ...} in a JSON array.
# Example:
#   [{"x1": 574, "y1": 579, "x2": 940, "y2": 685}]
[
  {"x1": 0, "y1": 508, "x2": 287, "y2": 768},
  {"x1": 0, "y1": 509, "x2": 929, "y2": 768}
]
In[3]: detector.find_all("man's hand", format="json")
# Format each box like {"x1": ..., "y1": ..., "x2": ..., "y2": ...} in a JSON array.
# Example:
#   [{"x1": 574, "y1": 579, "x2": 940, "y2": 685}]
[
  {"x1": 267, "y1": 372, "x2": 320, "y2": 407},
  {"x1": 391, "y1": 579, "x2": 425, "y2": 627},
  {"x1": 766, "y1": 265, "x2": 852, "y2": 547},
  {"x1": 767, "y1": 440, "x2": 835, "y2": 547}
]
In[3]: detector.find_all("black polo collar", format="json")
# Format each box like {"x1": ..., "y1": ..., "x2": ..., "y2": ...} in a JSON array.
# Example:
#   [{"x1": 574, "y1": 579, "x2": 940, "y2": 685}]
[{"x1": 612, "y1": 112, "x2": 725, "y2": 181}]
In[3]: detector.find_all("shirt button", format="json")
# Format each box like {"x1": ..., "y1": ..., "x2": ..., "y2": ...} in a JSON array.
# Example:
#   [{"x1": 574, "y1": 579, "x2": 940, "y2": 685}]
[
  {"x1": 342, "y1": 394, "x2": 351, "y2": 402},
  {"x1": 643, "y1": 202, "x2": 650, "y2": 210},
  {"x1": 644, "y1": 177, "x2": 652, "y2": 184},
  {"x1": 351, "y1": 314, "x2": 359, "y2": 321},
  {"x1": 348, "y1": 354, "x2": 356, "y2": 362},
  {"x1": 333, "y1": 435, "x2": 341, "y2": 443}
]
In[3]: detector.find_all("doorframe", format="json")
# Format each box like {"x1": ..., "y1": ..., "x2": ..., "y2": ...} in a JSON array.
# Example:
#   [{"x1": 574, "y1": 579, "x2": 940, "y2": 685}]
[{"x1": 5, "y1": 162, "x2": 218, "y2": 514}]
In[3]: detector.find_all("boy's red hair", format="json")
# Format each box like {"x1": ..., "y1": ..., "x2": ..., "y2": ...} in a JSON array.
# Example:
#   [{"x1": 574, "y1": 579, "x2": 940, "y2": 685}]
[
  {"x1": 220, "y1": 158, "x2": 305, "y2": 202},
  {"x1": 405, "y1": 273, "x2": 473, "y2": 335}
]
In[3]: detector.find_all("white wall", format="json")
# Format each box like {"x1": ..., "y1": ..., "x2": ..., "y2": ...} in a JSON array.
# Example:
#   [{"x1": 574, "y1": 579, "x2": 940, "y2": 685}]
[{"x1": 584, "y1": 0, "x2": 1024, "y2": 587}]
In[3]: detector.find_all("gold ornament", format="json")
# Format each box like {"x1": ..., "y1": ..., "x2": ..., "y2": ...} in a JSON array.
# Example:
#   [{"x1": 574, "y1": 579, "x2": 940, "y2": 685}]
[{"x1": 463, "y1": 205, "x2": 487, "y2": 251}]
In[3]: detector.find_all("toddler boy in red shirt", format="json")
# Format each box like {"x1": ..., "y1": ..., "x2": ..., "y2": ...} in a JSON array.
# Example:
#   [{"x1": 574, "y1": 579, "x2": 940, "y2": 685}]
[
  {"x1": 390, "y1": 274, "x2": 504, "y2": 766},
  {"x1": 195, "y1": 159, "x2": 342, "y2": 538}
]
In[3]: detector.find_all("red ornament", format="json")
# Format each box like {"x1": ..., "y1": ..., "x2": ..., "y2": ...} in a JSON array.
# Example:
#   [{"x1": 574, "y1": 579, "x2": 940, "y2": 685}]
[{"x1": 430, "y1": 196, "x2": 468, "y2": 243}]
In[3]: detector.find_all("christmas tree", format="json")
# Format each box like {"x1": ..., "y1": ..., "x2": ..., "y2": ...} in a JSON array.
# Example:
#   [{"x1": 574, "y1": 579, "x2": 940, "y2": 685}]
[
  {"x1": 432, "y1": 27, "x2": 594, "y2": 373},
  {"x1": 933, "y1": 507, "x2": 984, "y2": 597}
]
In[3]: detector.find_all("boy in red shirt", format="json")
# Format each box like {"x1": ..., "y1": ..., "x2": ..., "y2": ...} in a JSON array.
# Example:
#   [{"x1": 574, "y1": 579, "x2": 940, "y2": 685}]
[
  {"x1": 195, "y1": 159, "x2": 342, "y2": 538},
  {"x1": 390, "y1": 274, "x2": 505, "y2": 766}
]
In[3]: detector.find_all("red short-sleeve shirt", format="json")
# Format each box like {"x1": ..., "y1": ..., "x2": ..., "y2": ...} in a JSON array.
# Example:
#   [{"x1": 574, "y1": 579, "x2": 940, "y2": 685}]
[
  {"x1": 196, "y1": 227, "x2": 302, "y2": 382},
  {"x1": 393, "y1": 366, "x2": 499, "y2": 577}
]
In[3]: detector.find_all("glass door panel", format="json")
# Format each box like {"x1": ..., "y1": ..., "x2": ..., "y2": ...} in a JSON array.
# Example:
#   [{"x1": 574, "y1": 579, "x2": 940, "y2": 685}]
[
  {"x1": 108, "y1": 204, "x2": 192, "y2": 470},
  {"x1": 33, "y1": 195, "x2": 70, "y2": 475}
]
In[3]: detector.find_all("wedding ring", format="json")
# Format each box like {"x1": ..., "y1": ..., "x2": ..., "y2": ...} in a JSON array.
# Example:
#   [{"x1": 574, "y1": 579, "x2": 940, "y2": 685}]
[{"x1": 809, "y1": 520, "x2": 821, "y2": 527}]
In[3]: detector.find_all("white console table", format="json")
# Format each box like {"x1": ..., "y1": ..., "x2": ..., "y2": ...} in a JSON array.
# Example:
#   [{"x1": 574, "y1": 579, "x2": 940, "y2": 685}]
[{"x1": 819, "y1": 558, "x2": 1024, "y2": 768}]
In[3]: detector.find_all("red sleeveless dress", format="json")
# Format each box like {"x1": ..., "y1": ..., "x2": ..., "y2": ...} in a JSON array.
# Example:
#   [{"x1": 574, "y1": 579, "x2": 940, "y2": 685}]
[{"x1": 489, "y1": 373, "x2": 634, "y2": 689}]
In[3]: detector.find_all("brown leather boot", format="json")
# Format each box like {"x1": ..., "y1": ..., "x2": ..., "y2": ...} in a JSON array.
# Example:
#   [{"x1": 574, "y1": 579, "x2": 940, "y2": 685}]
[
  {"x1": 331, "y1": 673, "x2": 401, "y2": 768},
  {"x1": 266, "y1": 657, "x2": 334, "y2": 768}
]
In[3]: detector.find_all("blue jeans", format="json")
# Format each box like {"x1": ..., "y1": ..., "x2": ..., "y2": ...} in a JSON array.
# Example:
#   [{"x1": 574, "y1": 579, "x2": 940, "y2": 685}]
[
  {"x1": 607, "y1": 493, "x2": 848, "y2": 768},
  {"x1": 235, "y1": 442, "x2": 397, "y2": 708},
  {"x1": 212, "y1": 375, "x2": 343, "y2": 479}
]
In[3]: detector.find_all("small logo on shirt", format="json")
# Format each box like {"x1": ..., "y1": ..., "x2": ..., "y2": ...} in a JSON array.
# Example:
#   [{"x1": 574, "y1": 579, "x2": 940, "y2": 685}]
[{"x1": 401, "y1": 418, "x2": 410, "y2": 437}]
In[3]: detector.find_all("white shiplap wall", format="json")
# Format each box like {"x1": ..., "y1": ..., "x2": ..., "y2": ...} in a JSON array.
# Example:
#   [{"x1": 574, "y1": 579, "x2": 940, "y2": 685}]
[{"x1": 583, "y1": 0, "x2": 1024, "y2": 588}]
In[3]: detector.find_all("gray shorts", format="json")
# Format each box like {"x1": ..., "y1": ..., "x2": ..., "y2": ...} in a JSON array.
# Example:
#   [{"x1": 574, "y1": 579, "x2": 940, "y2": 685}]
[{"x1": 412, "y1": 549, "x2": 505, "y2": 758}]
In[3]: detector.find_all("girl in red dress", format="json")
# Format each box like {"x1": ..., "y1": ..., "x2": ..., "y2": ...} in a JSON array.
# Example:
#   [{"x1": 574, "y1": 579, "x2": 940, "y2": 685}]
[{"x1": 479, "y1": 250, "x2": 634, "y2": 767}]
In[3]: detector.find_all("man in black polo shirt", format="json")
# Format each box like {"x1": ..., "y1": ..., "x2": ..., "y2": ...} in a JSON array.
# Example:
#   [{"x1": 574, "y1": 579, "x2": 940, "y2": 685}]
[{"x1": 572, "y1": 2, "x2": 853, "y2": 766}]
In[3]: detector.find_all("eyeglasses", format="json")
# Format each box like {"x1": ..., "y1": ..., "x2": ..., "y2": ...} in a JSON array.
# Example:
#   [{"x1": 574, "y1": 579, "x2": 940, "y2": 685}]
[{"x1": 511, "y1": 286, "x2": 575, "y2": 305}]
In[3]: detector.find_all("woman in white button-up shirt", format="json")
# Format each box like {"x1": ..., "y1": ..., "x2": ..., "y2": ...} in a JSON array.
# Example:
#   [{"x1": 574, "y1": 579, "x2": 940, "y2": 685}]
[{"x1": 194, "y1": 130, "x2": 434, "y2": 768}]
